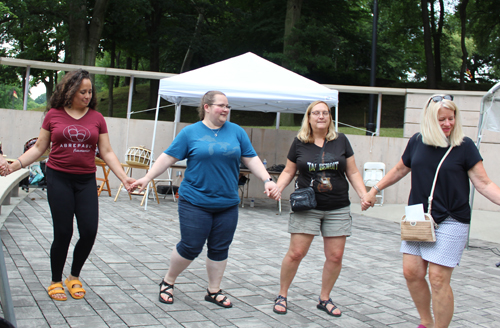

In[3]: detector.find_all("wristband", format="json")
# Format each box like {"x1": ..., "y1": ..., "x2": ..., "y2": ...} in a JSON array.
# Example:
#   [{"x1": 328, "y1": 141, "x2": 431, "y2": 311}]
[
  {"x1": 17, "y1": 158, "x2": 24, "y2": 169},
  {"x1": 373, "y1": 185, "x2": 381, "y2": 192},
  {"x1": 264, "y1": 177, "x2": 273, "y2": 183}
]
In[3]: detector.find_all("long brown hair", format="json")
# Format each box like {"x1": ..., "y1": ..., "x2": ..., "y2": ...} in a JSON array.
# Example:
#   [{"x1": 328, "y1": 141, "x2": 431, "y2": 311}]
[{"x1": 47, "y1": 69, "x2": 97, "y2": 112}]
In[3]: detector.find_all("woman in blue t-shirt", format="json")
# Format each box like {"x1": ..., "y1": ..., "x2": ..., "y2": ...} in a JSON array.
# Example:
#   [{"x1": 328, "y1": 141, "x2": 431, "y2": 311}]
[
  {"x1": 130, "y1": 91, "x2": 279, "y2": 308},
  {"x1": 363, "y1": 95, "x2": 500, "y2": 328},
  {"x1": 271, "y1": 101, "x2": 367, "y2": 317}
]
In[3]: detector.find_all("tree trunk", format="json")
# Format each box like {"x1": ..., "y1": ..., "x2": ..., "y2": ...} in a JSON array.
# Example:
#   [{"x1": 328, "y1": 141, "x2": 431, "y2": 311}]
[
  {"x1": 108, "y1": 42, "x2": 115, "y2": 117},
  {"x1": 147, "y1": 0, "x2": 162, "y2": 110},
  {"x1": 459, "y1": 0, "x2": 469, "y2": 89},
  {"x1": 421, "y1": 0, "x2": 436, "y2": 89},
  {"x1": 68, "y1": 0, "x2": 109, "y2": 66},
  {"x1": 125, "y1": 57, "x2": 132, "y2": 86},
  {"x1": 85, "y1": 0, "x2": 110, "y2": 66},
  {"x1": 114, "y1": 51, "x2": 121, "y2": 88},
  {"x1": 43, "y1": 73, "x2": 54, "y2": 105},
  {"x1": 281, "y1": 0, "x2": 303, "y2": 126},
  {"x1": 180, "y1": 12, "x2": 204, "y2": 73},
  {"x1": 432, "y1": 0, "x2": 444, "y2": 83}
]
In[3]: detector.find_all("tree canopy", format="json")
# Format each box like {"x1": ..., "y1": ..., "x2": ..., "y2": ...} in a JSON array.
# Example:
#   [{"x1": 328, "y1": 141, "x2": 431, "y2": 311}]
[{"x1": 1, "y1": 0, "x2": 498, "y2": 111}]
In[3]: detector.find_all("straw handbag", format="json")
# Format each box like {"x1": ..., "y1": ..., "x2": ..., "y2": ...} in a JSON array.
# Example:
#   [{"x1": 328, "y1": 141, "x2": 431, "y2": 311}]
[{"x1": 401, "y1": 146, "x2": 453, "y2": 242}]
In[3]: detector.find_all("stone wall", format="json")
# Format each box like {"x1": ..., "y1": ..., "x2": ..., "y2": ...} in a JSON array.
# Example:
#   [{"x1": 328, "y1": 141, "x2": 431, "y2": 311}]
[{"x1": 2, "y1": 93, "x2": 500, "y2": 212}]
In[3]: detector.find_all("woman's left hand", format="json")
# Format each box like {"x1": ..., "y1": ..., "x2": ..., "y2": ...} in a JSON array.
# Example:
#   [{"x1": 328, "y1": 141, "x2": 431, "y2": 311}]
[
  {"x1": 264, "y1": 181, "x2": 281, "y2": 200},
  {"x1": 122, "y1": 177, "x2": 136, "y2": 191}
]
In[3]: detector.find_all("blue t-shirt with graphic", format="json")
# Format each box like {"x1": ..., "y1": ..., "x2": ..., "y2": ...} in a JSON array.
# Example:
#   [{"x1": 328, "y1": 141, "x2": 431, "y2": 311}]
[{"x1": 165, "y1": 121, "x2": 257, "y2": 209}]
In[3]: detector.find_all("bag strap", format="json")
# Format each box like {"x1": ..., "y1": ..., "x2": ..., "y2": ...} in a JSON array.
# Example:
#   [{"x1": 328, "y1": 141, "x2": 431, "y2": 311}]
[{"x1": 427, "y1": 146, "x2": 453, "y2": 214}]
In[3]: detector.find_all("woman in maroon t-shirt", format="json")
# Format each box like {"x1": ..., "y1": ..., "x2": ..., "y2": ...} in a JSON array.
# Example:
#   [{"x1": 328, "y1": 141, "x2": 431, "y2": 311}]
[{"x1": 9, "y1": 69, "x2": 134, "y2": 301}]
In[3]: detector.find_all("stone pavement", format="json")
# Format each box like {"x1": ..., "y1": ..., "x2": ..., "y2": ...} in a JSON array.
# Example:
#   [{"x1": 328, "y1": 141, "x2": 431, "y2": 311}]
[{"x1": 1, "y1": 189, "x2": 499, "y2": 328}]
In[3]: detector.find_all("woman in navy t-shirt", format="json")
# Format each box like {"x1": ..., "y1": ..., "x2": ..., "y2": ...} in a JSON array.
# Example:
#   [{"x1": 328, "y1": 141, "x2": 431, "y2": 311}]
[{"x1": 363, "y1": 95, "x2": 500, "y2": 328}]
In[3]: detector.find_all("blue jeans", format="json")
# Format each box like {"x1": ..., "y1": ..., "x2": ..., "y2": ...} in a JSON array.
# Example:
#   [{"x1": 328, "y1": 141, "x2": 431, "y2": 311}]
[{"x1": 176, "y1": 197, "x2": 239, "y2": 261}]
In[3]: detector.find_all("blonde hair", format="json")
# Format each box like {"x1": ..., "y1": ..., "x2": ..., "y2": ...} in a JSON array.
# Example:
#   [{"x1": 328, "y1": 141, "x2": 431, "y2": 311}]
[
  {"x1": 297, "y1": 101, "x2": 338, "y2": 143},
  {"x1": 421, "y1": 95, "x2": 464, "y2": 147}
]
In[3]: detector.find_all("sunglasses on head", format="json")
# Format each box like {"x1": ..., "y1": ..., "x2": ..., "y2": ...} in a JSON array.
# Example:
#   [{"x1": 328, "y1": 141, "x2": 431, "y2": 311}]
[{"x1": 429, "y1": 95, "x2": 454, "y2": 103}]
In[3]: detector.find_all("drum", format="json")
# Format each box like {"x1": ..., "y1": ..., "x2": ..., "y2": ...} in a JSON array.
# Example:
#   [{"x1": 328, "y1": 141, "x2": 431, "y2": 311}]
[
  {"x1": 24, "y1": 137, "x2": 50, "y2": 162},
  {"x1": 125, "y1": 146, "x2": 151, "y2": 167}
]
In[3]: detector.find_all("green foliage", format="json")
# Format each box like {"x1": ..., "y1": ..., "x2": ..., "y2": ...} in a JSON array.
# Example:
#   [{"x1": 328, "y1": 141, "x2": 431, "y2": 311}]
[{"x1": 0, "y1": 84, "x2": 42, "y2": 110}]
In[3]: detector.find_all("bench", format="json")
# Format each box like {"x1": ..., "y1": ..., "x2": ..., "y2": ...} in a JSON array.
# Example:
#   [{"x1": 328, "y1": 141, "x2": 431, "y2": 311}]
[{"x1": 0, "y1": 168, "x2": 29, "y2": 327}]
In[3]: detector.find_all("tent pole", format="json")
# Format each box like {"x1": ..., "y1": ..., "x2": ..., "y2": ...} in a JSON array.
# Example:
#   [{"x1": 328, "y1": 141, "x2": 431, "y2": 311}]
[
  {"x1": 125, "y1": 76, "x2": 135, "y2": 156},
  {"x1": 276, "y1": 112, "x2": 280, "y2": 129},
  {"x1": 375, "y1": 93, "x2": 382, "y2": 136},
  {"x1": 173, "y1": 103, "x2": 181, "y2": 139},
  {"x1": 145, "y1": 92, "x2": 162, "y2": 211}
]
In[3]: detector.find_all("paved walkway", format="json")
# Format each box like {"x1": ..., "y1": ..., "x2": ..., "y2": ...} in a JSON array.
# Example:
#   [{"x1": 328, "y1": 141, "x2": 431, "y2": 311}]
[{"x1": 1, "y1": 189, "x2": 499, "y2": 328}]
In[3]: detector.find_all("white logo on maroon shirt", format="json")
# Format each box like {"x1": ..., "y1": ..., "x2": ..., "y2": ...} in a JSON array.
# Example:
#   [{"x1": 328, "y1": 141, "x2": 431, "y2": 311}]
[{"x1": 63, "y1": 125, "x2": 91, "y2": 142}]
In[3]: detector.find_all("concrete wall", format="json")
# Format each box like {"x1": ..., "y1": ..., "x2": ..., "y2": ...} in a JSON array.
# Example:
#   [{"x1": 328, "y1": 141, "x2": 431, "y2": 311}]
[{"x1": 2, "y1": 95, "x2": 500, "y2": 212}]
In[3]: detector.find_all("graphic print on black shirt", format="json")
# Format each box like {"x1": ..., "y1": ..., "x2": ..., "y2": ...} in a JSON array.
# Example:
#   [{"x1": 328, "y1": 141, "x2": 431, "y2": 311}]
[{"x1": 288, "y1": 134, "x2": 354, "y2": 211}]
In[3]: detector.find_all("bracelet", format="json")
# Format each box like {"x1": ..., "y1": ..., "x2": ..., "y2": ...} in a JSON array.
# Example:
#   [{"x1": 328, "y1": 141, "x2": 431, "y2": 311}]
[
  {"x1": 264, "y1": 177, "x2": 273, "y2": 183},
  {"x1": 373, "y1": 185, "x2": 381, "y2": 192},
  {"x1": 17, "y1": 158, "x2": 24, "y2": 169}
]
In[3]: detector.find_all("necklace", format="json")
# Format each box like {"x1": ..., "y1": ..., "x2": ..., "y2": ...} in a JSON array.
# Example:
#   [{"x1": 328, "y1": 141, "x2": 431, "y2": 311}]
[{"x1": 211, "y1": 127, "x2": 221, "y2": 137}]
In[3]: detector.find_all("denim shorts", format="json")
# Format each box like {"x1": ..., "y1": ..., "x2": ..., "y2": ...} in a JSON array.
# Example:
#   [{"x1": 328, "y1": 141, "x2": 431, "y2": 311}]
[
  {"x1": 176, "y1": 196, "x2": 239, "y2": 261},
  {"x1": 288, "y1": 205, "x2": 352, "y2": 237}
]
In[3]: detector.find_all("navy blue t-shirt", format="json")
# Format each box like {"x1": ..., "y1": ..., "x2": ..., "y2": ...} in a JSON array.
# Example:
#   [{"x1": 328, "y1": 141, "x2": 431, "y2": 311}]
[
  {"x1": 402, "y1": 133, "x2": 482, "y2": 224},
  {"x1": 287, "y1": 133, "x2": 354, "y2": 211}
]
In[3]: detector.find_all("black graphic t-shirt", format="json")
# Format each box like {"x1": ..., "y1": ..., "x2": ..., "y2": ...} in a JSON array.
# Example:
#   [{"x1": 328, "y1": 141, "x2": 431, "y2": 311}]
[{"x1": 287, "y1": 134, "x2": 354, "y2": 211}]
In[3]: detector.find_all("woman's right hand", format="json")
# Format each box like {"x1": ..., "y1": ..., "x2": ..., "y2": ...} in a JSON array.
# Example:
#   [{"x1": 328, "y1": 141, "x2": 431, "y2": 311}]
[
  {"x1": 128, "y1": 177, "x2": 151, "y2": 193},
  {"x1": 361, "y1": 191, "x2": 377, "y2": 210}
]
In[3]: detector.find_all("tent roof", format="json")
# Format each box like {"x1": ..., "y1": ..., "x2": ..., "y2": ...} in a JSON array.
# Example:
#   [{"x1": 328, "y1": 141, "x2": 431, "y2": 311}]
[{"x1": 158, "y1": 52, "x2": 338, "y2": 114}]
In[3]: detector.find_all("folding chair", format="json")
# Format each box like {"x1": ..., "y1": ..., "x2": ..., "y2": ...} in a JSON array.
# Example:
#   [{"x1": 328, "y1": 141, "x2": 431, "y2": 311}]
[{"x1": 363, "y1": 162, "x2": 385, "y2": 205}]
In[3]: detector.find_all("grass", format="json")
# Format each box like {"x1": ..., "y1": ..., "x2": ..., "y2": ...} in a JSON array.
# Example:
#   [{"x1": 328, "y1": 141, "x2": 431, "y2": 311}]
[{"x1": 249, "y1": 125, "x2": 404, "y2": 137}]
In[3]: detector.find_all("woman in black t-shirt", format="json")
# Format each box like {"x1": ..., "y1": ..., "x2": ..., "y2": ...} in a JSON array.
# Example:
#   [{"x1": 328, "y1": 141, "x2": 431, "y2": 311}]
[
  {"x1": 271, "y1": 101, "x2": 367, "y2": 317},
  {"x1": 363, "y1": 95, "x2": 500, "y2": 328}
]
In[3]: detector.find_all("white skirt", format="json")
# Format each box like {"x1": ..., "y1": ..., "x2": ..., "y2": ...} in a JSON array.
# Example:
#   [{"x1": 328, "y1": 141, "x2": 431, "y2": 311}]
[{"x1": 400, "y1": 217, "x2": 469, "y2": 268}]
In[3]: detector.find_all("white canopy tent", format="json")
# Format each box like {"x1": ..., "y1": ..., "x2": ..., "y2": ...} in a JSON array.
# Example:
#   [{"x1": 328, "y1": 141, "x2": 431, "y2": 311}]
[{"x1": 143, "y1": 52, "x2": 339, "y2": 208}]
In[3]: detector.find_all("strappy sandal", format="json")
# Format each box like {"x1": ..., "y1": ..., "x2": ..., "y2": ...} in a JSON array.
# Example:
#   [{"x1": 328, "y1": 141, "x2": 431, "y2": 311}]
[
  {"x1": 273, "y1": 295, "x2": 287, "y2": 314},
  {"x1": 159, "y1": 280, "x2": 174, "y2": 304},
  {"x1": 64, "y1": 278, "x2": 85, "y2": 299},
  {"x1": 204, "y1": 289, "x2": 232, "y2": 308},
  {"x1": 48, "y1": 282, "x2": 67, "y2": 301},
  {"x1": 317, "y1": 297, "x2": 341, "y2": 317}
]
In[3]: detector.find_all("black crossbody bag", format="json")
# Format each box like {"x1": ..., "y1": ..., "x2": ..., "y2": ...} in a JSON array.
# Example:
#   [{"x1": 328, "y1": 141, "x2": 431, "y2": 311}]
[{"x1": 289, "y1": 139, "x2": 327, "y2": 212}]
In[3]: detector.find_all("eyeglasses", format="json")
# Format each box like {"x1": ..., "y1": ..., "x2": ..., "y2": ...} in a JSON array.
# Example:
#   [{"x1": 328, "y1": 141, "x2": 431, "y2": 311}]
[
  {"x1": 429, "y1": 95, "x2": 454, "y2": 103},
  {"x1": 310, "y1": 111, "x2": 330, "y2": 117},
  {"x1": 210, "y1": 103, "x2": 232, "y2": 110}
]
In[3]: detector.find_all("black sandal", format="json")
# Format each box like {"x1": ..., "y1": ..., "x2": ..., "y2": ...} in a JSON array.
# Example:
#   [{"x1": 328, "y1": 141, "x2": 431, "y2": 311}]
[
  {"x1": 204, "y1": 289, "x2": 232, "y2": 308},
  {"x1": 158, "y1": 280, "x2": 174, "y2": 304},
  {"x1": 317, "y1": 297, "x2": 341, "y2": 317},
  {"x1": 273, "y1": 295, "x2": 287, "y2": 314}
]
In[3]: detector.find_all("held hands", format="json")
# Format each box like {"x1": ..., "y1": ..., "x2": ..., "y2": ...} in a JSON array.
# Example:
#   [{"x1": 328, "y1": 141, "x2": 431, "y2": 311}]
[
  {"x1": 122, "y1": 177, "x2": 136, "y2": 192},
  {"x1": 0, "y1": 163, "x2": 10, "y2": 176},
  {"x1": 361, "y1": 191, "x2": 377, "y2": 211},
  {"x1": 264, "y1": 181, "x2": 281, "y2": 200},
  {"x1": 128, "y1": 177, "x2": 151, "y2": 193}
]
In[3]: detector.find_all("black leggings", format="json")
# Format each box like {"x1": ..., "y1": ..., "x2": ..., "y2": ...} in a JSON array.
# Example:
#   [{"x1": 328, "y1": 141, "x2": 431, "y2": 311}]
[{"x1": 46, "y1": 167, "x2": 98, "y2": 282}]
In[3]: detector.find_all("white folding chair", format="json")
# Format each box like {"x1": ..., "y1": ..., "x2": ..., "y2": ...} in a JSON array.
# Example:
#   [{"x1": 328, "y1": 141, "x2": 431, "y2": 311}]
[{"x1": 363, "y1": 162, "x2": 385, "y2": 205}]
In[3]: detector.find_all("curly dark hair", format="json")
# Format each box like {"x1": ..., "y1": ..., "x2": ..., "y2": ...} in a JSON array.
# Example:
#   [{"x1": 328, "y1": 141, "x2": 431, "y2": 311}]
[{"x1": 46, "y1": 69, "x2": 97, "y2": 112}]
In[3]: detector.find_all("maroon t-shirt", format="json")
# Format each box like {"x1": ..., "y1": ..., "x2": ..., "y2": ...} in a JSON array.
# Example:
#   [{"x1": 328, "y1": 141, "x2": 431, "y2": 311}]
[{"x1": 42, "y1": 108, "x2": 108, "y2": 174}]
